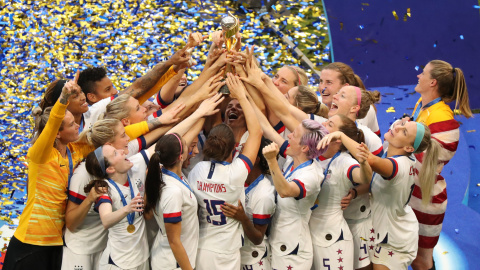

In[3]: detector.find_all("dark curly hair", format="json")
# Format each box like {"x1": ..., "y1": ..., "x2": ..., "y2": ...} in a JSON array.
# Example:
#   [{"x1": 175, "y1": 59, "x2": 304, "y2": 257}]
[{"x1": 78, "y1": 67, "x2": 107, "y2": 102}]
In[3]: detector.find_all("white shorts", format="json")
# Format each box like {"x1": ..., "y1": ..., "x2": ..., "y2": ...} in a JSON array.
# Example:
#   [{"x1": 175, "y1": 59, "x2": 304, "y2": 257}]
[
  {"x1": 271, "y1": 248, "x2": 312, "y2": 270},
  {"x1": 241, "y1": 248, "x2": 271, "y2": 270},
  {"x1": 195, "y1": 249, "x2": 240, "y2": 270},
  {"x1": 99, "y1": 246, "x2": 149, "y2": 270},
  {"x1": 371, "y1": 243, "x2": 417, "y2": 270},
  {"x1": 347, "y1": 217, "x2": 375, "y2": 269},
  {"x1": 61, "y1": 246, "x2": 102, "y2": 270},
  {"x1": 312, "y1": 239, "x2": 354, "y2": 270}
]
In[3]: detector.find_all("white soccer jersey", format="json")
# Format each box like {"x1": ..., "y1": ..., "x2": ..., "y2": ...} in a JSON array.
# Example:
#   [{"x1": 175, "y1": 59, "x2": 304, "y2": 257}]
[
  {"x1": 233, "y1": 131, "x2": 249, "y2": 159},
  {"x1": 151, "y1": 170, "x2": 199, "y2": 270},
  {"x1": 357, "y1": 123, "x2": 383, "y2": 157},
  {"x1": 241, "y1": 174, "x2": 276, "y2": 266},
  {"x1": 310, "y1": 153, "x2": 357, "y2": 247},
  {"x1": 83, "y1": 96, "x2": 115, "y2": 132},
  {"x1": 269, "y1": 156, "x2": 323, "y2": 258},
  {"x1": 370, "y1": 155, "x2": 418, "y2": 252},
  {"x1": 309, "y1": 113, "x2": 327, "y2": 124},
  {"x1": 95, "y1": 150, "x2": 151, "y2": 269},
  {"x1": 188, "y1": 154, "x2": 253, "y2": 254},
  {"x1": 357, "y1": 105, "x2": 380, "y2": 136},
  {"x1": 65, "y1": 162, "x2": 107, "y2": 255}
]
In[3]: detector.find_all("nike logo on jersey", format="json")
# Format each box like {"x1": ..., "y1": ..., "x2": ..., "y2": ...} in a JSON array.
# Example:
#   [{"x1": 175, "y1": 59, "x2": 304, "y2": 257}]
[
  {"x1": 359, "y1": 257, "x2": 368, "y2": 261},
  {"x1": 60, "y1": 164, "x2": 66, "y2": 167}
]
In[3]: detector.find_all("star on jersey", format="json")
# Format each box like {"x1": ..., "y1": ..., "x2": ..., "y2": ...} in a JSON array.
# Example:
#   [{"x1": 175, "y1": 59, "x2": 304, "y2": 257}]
[
  {"x1": 370, "y1": 228, "x2": 375, "y2": 234},
  {"x1": 337, "y1": 257, "x2": 343, "y2": 263},
  {"x1": 369, "y1": 245, "x2": 374, "y2": 250},
  {"x1": 258, "y1": 260, "x2": 263, "y2": 266},
  {"x1": 369, "y1": 237, "x2": 375, "y2": 242},
  {"x1": 388, "y1": 251, "x2": 395, "y2": 257},
  {"x1": 336, "y1": 249, "x2": 343, "y2": 255},
  {"x1": 287, "y1": 265, "x2": 293, "y2": 270}
]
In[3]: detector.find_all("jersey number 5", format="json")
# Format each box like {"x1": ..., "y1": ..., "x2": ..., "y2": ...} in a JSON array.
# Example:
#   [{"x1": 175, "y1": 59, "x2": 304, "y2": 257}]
[{"x1": 204, "y1": 199, "x2": 227, "y2": 225}]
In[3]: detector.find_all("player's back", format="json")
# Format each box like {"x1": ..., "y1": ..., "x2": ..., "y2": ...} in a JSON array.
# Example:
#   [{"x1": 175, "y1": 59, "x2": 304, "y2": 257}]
[{"x1": 188, "y1": 155, "x2": 252, "y2": 254}]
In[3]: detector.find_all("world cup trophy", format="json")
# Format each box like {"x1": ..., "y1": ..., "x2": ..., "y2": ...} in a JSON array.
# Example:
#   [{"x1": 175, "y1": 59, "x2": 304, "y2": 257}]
[{"x1": 219, "y1": 11, "x2": 240, "y2": 95}]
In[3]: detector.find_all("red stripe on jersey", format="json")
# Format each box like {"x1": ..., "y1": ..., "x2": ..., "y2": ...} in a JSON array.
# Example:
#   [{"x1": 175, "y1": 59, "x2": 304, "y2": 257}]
[
  {"x1": 69, "y1": 190, "x2": 86, "y2": 200},
  {"x1": 97, "y1": 195, "x2": 112, "y2": 203},
  {"x1": 412, "y1": 209, "x2": 445, "y2": 226},
  {"x1": 318, "y1": 155, "x2": 327, "y2": 161},
  {"x1": 412, "y1": 184, "x2": 447, "y2": 204},
  {"x1": 418, "y1": 235, "x2": 440, "y2": 249},
  {"x1": 374, "y1": 129, "x2": 381, "y2": 136},
  {"x1": 292, "y1": 179, "x2": 307, "y2": 199},
  {"x1": 432, "y1": 137, "x2": 459, "y2": 152},
  {"x1": 163, "y1": 212, "x2": 182, "y2": 218},
  {"x1": 276, "y1": 126, "x2": 285, "y2": 134},
  {"x1": 123, "y1": 181, "x2": 129, "y2": 187},
  {"x1": 428, "y1": 119, "x2": 459, "y2": 134},
  {"x1": 347, "y1": 164, "x2": 360, "y2": 182},
  {"x1": 371, "y1": 146, "x2": 383, "y2": 156},
  {"x1": 252, "y1": 214, "x2": 271, "y2": 219}
]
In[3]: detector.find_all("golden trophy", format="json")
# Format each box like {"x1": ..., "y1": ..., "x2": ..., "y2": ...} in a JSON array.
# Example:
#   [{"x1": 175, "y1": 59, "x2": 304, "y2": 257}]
[{"x1": 219, "y1": 11, "x2": 240, "y2": 95}]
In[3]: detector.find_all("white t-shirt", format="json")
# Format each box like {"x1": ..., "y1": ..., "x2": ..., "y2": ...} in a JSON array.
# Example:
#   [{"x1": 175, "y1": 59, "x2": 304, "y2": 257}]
[
  {"x1": 82, "y1": 96, "x2": 115, "y2": 132},
  {"x1": 356, "y1": 105, "x2": 380, "y2": 136},
  {"x1": 311, "y1": 153, "x2": 358, "y2": 247},
  {"x1": 95, "y1": 150, "x2": 151, "y2": 269},
  {"x1": 151, "y1": 170, "x2": 199, "y2": 269},
  {"x1": 188, "y1": 154, "x2": 253, "y2": 254},
  {"x1": 269, "y1": 156, "x2": 323, "y2": 256},
  {"x1": 65, "y1": 162, "x2": 106, "y2": 255},
  {"x1": 370, "y1": 155, "x2": 418, "y2": 252},
  {"x1": 241, "y1": 174, "x2": 276, "y2": 265}
]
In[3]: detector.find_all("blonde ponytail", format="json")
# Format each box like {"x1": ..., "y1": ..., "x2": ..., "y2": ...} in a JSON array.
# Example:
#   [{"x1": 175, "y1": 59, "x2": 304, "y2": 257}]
[{"x1": 414, "y1": 125, "x2": 441, "y2": 205}]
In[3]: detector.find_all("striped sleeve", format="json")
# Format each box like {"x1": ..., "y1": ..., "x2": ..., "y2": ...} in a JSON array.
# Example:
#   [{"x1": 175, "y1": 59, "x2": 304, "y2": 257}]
[
  {"x1": 160, "y1": 186, "x2": 183, "y2": 223},
  {"x1": 251, "y1": 184, "x2": 275, "y2": 225},
  {"x1": 382, "y1": 158, "x2": 398, "y2": 180},
  {"x1": 156, "y1": 93, "x2": 173, "y2": 109},
  {"x1": 279, "y1": 140, "x2": 289, "y2": 159},
  {"x1": 292, "y1": 179, "x2": 307, "y2": 200},
  {"x1": 252, "y1": 214, "x2": 271, "y2": 225},
  {"x1": 273, "y1": 121, "x2": 286, "y2": 134},
  {"x1": 94, "y1": 195, "x2": 112, "y2": 212},
  {"x1": 346, "y1": 164, "x2": 360, "y2": 184},
  {"x1": 163, "y1": 212, "x2": 182, "y2": 223},
  {"x1": 68, "y1": 190, "x2": 86, "y2": 205},
  {"x1": 238, "y1": 154, "x2": 253, "y2": 173}
]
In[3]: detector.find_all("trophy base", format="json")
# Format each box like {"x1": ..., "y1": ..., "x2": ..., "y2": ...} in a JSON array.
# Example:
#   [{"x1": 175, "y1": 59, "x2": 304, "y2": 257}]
[{"x1": 219, "y1": 84, "x2": 230, "y2": 95}]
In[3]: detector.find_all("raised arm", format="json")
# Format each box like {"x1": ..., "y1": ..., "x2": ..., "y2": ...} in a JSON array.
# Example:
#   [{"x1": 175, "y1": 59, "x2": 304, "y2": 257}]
[
  {"x1": 263, "y1": 143, "x2": 301, "y2": 198},
  {"x1": 30, "y1": 72, "x2": 81, "y2": 163},
  {"x1": 318, "y1": 132, "x2": 393, "y2": 178},
  {"x1": 249, "y1": 96, "x2": 285, "y2": 147},
  {"x1": 226, "y1": 73, "x2": 262, "y2": 163}
]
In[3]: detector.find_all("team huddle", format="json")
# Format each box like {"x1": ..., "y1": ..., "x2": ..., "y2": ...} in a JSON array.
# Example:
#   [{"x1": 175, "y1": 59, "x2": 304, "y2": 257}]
[{"x1": 2, "y1": 31, "x2": 472, "y2": 270}]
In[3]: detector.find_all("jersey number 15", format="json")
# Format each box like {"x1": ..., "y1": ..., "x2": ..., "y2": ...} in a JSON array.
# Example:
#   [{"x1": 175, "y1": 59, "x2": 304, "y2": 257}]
[{"x1": 204, "y1": 199, "x2": 227, "y2": 225}]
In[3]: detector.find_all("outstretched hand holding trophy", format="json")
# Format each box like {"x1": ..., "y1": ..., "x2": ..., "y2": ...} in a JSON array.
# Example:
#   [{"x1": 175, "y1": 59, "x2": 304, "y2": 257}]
[{"x1": 218, "y1": 11, "x2": 241, "y2": 95}]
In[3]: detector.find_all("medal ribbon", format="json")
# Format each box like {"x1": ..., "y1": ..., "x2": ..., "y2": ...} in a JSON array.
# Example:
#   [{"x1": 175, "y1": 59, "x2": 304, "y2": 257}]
[
  {"x1": 108, "y1": 176, "x2": 135, "y2": 226},
  {"x1": 161, "y1": 168, "x2": 193, "y2": 193},
  {"x1": 245, "y1": 174, "x2": 264, "y2": 195},
  {"x1": 321, "y1": 152, "x2": 341, "y2": 187},
  {"x1": 283, "y1": 159, "x2": 313, "y2": 180},
  {"x1": 412, "y1": 97, "x2": 441, "y2": 121}
]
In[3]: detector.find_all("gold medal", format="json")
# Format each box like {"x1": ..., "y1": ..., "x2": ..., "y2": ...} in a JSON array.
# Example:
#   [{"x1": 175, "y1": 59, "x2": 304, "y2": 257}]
[{"x1": 127, "y1": 224, "x2": 135, "y2": 233}]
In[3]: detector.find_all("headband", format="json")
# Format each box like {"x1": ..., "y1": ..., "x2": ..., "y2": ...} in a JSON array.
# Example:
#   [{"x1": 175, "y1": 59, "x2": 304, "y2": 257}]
[
  {"x1": 413, "y1": 123, "x2": 425, "y2": 151},
  {"x1": 291, "y1": 66, "x2": 302, "y2": 86},
  {"x1": 355, "y1": 87, "x2": 361, "y2": 116},
  {"x1": 94, "y1": 146, "x2": 106, "y2": 175},
  {"x1": 171, "y1": 133, "x2": 183, "y2": 159}
]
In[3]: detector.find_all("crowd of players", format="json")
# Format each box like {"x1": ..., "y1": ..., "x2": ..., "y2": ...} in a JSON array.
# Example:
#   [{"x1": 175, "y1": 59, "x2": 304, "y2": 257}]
[{"x1": 2, "y1": 31, "x2": 472, "y2": 270}]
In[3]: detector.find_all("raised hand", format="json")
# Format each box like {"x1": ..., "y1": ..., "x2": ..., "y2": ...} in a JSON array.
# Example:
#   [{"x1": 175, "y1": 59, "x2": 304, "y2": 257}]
[
  {"x1": 127, "y1": 193, "x2": 144, "y2": 213},
  {"x1": 169, "y1": 47, "x2": 191, "y2": 71},
  {"x1": 86, "y1": 185, "x2": 108, "y2": 204},
  {"x1": 211, "y1": 30, "x2": 225, "y2": 48},
  {"x1": 262, "y1": 142, "x2": 279, "y2": 161},
  {"x1": 186, "y1": 32, "x2": 209, "y2": 49},
  {"x1": 195, "y1": 72, "x2": 225, "y2": 100},
  {"x1": 317, "y1": 131, "x2": 343, "y2": 150},
  {"x1": 158, "y1": 102, "x2": 186, "y2": 125},
  {"x1": 226, "y1": 73, "x2": 246, "y2": 100},
  {"x1": 59, "y1": 70, "x2": 82, "y2": 105},
  {"x1": 355, "y1": 143, "x2": 370, "y2": 164},
  {"x1": 206, "y1": 47, "x2": 226, "y2": 68},
  {"x1": 196, "y1": 93, "x2": 225, "y2": 117}
]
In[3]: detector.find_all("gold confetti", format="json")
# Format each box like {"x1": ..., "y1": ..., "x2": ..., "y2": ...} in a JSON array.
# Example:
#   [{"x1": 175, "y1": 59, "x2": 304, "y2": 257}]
[
  {"x1": 392, "y1": 11, "x2": 399, "y2": 20},
  {"x1": 407, "y1": 8, "x2": 411, "y2": 17},
  {"x1": 467, "y1": 130, "x2": 476, "y2": 133},
  {"x1": 386, "y1": 107, "x2": 396, "y2": 113},
  {"x1": 442, "y1": 251, "x2": 449, "y2": 255}
]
